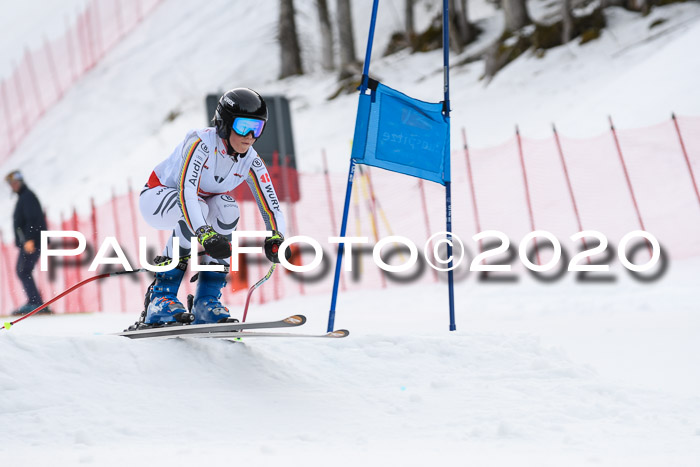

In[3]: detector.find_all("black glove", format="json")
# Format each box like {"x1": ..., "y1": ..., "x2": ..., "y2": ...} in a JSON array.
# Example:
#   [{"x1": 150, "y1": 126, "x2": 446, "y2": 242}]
[
  {"x1": 196, "y1": 225, "x2": 231, "y2": 259},
  {"x1": 264, "y1": 231, "x2": 289, "y2": 263}
]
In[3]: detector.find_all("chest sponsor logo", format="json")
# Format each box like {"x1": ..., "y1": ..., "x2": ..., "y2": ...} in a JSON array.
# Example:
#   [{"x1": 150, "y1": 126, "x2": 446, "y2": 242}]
[
  {"x1": 201, "y1": 143, "x2": 209, "y2": 153},
  {"x1": 234, "y1": 173, "x2": 243, "y2": 178},
  {"x1": 252, "y1": 158, "x2": 263, "y2": 168}
]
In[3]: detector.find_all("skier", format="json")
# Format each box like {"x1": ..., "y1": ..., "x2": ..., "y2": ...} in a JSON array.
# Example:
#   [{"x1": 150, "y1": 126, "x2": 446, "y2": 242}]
[{"x1": 138, "y1": 88, "x2": 286, "y2": 326}]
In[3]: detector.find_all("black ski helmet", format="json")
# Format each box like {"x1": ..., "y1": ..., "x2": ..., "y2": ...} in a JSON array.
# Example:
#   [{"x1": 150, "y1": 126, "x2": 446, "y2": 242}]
[{"x1": 214, "y1": 88, "x2": 268, "y2": 142}]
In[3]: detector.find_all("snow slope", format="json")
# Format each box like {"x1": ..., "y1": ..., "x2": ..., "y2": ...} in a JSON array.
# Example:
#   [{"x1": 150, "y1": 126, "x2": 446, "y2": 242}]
[
  {"x1": 1, "y1": 1, "x2": 699, "y2": 227},
  {"x1": 1, "y1": 1, "x2": 699, "y2": 465},
  {"x1": 0, "y1": 0, "x2": 87, "y2": 78},
  {"x1": 2, "y1": 258, "x2": 699, "y2": 466}
]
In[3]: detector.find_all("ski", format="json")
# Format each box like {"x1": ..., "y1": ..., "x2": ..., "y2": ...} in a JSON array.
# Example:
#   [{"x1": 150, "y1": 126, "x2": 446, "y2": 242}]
[
  {"x1": 116, "y1": 314, "x2": 306, "y2": 339},
  {"x1": 142, "y1": 329, "x2": 350, "y2": 340}
]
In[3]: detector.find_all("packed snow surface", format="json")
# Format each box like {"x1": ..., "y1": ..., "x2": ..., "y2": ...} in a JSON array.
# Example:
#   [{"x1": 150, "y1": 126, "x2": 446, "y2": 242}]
[
  {"x1": 2, "y1": 259, "x2": 699, "y2": 466},
  {"x1": 0, "y1": 0, "x2": 698, "y2": 465},
  {"x1": 1, "y1": 0, "x2": 699, "y2": 226}
]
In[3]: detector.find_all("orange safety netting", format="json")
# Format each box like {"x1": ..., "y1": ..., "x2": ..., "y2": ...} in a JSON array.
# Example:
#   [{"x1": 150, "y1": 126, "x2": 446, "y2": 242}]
[{"x1": 1, "y1": 116, "x2": 698, "y2": 316}]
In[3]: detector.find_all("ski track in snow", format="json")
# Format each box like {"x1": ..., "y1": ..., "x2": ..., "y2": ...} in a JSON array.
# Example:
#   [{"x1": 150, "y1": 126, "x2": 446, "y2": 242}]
[
  {"x1": 1, "y1": 1, "x2": 699, "y2": 465},
  {"x1": 1, "y1": 1, "x2": 699, "y2": 225},
  {"x1": 2, "y1": 258, "x2": 700, "y2": 465},
  {"x1": 1, "y1": 330, "x2": 698, "y2": 466}
]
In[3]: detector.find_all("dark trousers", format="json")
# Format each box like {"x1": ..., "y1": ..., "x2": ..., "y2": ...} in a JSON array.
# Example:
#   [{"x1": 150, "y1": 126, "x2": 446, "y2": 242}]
[{"x1": 16, "y1": 249, "x2": 42, "y2": 306}]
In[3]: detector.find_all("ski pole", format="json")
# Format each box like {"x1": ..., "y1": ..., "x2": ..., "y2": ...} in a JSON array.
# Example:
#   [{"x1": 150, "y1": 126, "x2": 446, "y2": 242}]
[
  {"x1": 2, "y1": 251, "x2": 206, "y2": 331},
  {"x1": 241, "y1": 263, "x2": 277, "y2": 323}
]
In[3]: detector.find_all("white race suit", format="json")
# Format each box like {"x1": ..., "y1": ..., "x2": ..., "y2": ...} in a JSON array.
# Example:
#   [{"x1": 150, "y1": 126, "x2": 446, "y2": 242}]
[{"x1": 139, "y1": 127, "x2": 286, "y2": 266}]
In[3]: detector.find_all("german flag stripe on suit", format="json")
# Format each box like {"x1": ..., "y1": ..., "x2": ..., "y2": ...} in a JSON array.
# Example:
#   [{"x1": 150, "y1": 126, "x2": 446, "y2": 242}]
[{"x1": 177, "y1": 137, "x2": 202, "y2": 232}]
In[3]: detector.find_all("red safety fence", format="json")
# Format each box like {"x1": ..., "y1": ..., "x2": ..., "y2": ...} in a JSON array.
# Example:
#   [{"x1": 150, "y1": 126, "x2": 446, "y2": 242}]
[
  {"x1": 0, "y1": 0, "x2": 164, "y2": 165},
  {"x1": 1, "y1": 115, "x2": 699, "y2": 316}
]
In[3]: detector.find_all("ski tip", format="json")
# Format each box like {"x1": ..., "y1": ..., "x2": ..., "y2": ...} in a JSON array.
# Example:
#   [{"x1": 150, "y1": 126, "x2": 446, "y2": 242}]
[
  {"x1": 3, "y1": 322, "x2": 11, "y2": 330},
  {"x1": 327, "y1": 329, "x2": 349, "y2": 338},
  {"x1": 284, "y1": 315, "x2": 307, "y2": 326}
]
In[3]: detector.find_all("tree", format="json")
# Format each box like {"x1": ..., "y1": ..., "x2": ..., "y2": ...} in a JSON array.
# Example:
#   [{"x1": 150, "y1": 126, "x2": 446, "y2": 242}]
[
  {"x1": 336, "y1": 0, "x2": 359, "y2": 79},
  {"x1": 503, "y1": 0, "x2": 531, "y2": 32},
  {"x1": 483, "y1": 0, "x2": 532, "y2": 79},
  {"x1": 316, "y1": 0, "x2": 335, "y2": 71},
  {"x1": 449, "y1": 0, "x2": 476, "y2": 53},
  {"x1": 562, "y1": 0, "x2": 574, "y2": 43},
  {"x1": 278, "y1": 0, "x2": 304, "y2": 79},
  {"x1": 405, "y1": 0, "x2": 415, "y2": 39}
]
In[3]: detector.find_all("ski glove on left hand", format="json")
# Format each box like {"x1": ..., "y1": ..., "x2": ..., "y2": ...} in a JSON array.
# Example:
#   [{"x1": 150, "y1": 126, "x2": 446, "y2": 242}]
[
  {"x1": 264, "y1": 231, "x2": 290, "y2": 263},
  {"x1": 196, "y1": 225, "x2": 231, "y2": 259}
]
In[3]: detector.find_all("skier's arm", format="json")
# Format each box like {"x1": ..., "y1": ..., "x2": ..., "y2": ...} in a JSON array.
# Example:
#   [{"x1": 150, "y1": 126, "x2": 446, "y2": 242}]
[
  {"x1": 23, "y1": 193, "x2": 44, "y2": 240},
  {"x1": 245, "y1": 156, "x2": 286, "y2": 236},
  {"x1": 176, "y1": 135, "x2": 209, "y2": 234}
]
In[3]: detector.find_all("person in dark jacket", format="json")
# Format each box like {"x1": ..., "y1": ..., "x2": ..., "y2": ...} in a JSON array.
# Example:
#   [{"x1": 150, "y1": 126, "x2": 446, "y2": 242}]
[{"x1": 5, "y1": 170, "x2": 50, "y2": 316}]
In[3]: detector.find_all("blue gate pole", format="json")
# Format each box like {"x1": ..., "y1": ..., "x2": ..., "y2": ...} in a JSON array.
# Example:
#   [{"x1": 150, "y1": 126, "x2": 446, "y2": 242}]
[
  {"x1": 443, "y1": 0, "x2": 456, "y2": 331},
  {"x1": 446, "y1": 181, "x2": 456, "y2": 331},
  {"x1": 327, "y1": 161, "x2": 356, "y2": 332},
  {"x1": 327, "y1": 0, "x2": 381, "y2": 332}
]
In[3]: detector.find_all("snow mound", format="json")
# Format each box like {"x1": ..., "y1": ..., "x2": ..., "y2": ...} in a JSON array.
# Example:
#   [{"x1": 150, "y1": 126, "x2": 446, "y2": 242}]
[{"x1": 1, "y1": 316, "x2": 698, "y2": 466}]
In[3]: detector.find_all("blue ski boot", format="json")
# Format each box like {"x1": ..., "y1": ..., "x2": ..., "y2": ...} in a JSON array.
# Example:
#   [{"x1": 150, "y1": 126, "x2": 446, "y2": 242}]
[
  {"x1": 144, "y1": 263, "x2": 190, "y2": 325},
  {"x1": 192, "y1": 270, "x2": 232, "y2": 324}
]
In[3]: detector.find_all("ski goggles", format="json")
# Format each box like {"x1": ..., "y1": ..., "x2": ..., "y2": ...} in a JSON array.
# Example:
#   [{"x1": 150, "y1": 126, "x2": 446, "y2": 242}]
[{"x1": 232, "y1": 117, "x2": 266, "y2": 138}]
